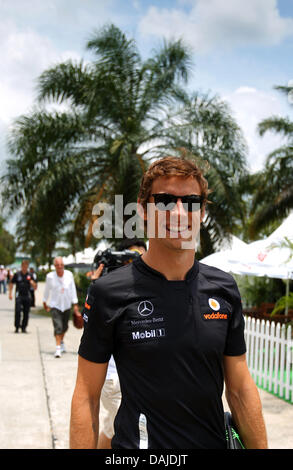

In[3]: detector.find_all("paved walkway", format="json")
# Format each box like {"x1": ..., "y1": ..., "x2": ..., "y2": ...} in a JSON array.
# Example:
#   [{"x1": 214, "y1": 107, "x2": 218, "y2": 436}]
[{"x1": 0, "y1": 283, "x2": 292, "y2": 449}]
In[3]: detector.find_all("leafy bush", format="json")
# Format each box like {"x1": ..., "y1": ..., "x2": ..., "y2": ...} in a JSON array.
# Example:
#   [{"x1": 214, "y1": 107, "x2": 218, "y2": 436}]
[
  {"x1": 271, "y1": 292, "x2": 293, "y2": 315},
  {"x1": 234, "y1": 274, "x2": 287, "y2": 308},
  {"x1": 73, "y1": 272, "x2": 91, "y2": 307}
]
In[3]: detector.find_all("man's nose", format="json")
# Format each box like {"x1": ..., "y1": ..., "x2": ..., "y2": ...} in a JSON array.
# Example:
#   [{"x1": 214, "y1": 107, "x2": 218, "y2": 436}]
[{"x1": 169, "y1": 198, "x2": 189, "y2": 220}]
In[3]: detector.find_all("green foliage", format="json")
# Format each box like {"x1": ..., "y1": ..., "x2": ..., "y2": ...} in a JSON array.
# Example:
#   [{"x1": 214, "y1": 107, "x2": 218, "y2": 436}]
[
  {"x1": 271, "y1": 293, "x2": 293, "y2": 315},
  {"x1": 73, "y1": 272, "x2": 91, "y2": 306},
  {"x1": 0, "y1": 218, "x2": 16, "y2": 265},
  {"x1": 234, "y1": 274, "x2": 286, "y2": 308},
  {"x1": 35, "y1": 269, "x2": 50, "y2": 282},
  {"x1": 248, "y1": 85, "x2": 293, "y2": 239}
]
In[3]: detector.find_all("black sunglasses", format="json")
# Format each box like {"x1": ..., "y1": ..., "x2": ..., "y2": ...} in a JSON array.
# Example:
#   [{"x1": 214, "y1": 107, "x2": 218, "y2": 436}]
[{"x1": 151, "y1": 193, "x2": 203, "y2": 212}]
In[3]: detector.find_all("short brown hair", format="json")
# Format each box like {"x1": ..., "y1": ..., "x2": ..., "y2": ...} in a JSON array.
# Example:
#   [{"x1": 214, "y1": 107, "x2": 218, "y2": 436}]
[{"x1": 138, "y1": 155, "x2": 210, "y2": 210}]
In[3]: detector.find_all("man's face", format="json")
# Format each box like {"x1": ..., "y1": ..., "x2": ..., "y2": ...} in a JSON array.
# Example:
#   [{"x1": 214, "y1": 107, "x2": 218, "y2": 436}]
[
  {"x1": 54, "y1": 259, "x2": 64, "y2": 276},
  {"x1": 145, "y1": 175, "x2": 205, "y2": 251},
  {"x1": 21, "y1": 262, "x2": 29, "y2": 273}
]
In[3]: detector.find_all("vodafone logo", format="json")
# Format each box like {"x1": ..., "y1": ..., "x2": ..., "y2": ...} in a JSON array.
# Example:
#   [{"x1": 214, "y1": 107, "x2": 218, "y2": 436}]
[
  {"x1": 208, "y1": 298, "x2": 220, "y2": 311},
  {"x1": 138, "y1": 300, "x2": 154, "y2": 317},
  {"x1": 203, "y1": 297, "x2": 228, "y2": 320}
]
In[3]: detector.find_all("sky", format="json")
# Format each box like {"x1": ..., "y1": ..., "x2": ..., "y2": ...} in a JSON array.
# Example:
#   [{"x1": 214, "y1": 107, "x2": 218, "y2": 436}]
[{"x1": 0, "y1": 0, "x2": 293, "y2": 181}]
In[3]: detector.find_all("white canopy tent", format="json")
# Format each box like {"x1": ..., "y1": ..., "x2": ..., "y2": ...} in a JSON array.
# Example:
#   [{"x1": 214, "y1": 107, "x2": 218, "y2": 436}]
[
  {"x1": 226, "y1": 212, "x2": 293, "y2": 280},
  {"x1": 200, "y1": 213, "x2": 293, "y2": 313},
  {"x1": 201, "y1": 213, "x2": 293, "y2": 280},
  {"x1": 63, "y1": 240, "x2": 110, "y2": 267},
  {"x1": 199, "y1": 235, "x2": 249, "y2": 274}
]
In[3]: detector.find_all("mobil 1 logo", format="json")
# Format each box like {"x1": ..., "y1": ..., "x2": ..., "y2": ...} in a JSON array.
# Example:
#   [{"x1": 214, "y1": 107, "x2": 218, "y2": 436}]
[{"x1": 132, "y1": 328, "x2": 165, "y2": 341}]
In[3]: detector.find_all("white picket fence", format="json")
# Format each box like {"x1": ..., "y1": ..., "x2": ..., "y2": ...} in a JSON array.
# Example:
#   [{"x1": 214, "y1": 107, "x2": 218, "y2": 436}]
[{"x1": 244, "y1": 316, "x2": 293, "y2": 403}]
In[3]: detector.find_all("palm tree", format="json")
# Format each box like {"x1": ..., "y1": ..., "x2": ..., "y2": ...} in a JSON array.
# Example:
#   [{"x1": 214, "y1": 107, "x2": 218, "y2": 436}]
[
  {"x1": 248, "y1": 84, "x2": 293, "y2": 238},
  {"x1": 1, "y1": 24, "x2": 248, "y2": 261}
]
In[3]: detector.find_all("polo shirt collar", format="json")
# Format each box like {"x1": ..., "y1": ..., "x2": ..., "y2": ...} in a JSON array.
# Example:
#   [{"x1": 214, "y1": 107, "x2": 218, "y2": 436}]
[{"x1": 134, "y1": 256, "x2": 199, "y2": 282}]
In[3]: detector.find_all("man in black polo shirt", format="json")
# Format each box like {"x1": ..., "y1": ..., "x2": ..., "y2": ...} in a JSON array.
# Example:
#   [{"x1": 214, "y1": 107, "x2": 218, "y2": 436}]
[
  {"x1": 70, "y1": 156, "x2": 267, "y2": 449},
  {"x1": 9, "y1": 260, "x2": 36, "y2": 333}
]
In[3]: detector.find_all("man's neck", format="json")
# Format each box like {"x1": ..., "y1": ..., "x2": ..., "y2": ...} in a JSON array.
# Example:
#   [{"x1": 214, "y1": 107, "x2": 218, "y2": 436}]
[
  {"x1": 142, "y1": 241, "x2": 195, "y2": 281},
  {"x1": 56, "y1": 271, "x2": 64, "y2": 278}
]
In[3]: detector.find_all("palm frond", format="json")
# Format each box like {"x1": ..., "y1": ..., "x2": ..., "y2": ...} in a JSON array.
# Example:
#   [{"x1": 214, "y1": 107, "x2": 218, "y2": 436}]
[
  {"x1": 258, "y1": 116, "x2": 293, "y2": 139},
  {"x1": 37, "y1": 60, "x2": 93, "y2": 106}
]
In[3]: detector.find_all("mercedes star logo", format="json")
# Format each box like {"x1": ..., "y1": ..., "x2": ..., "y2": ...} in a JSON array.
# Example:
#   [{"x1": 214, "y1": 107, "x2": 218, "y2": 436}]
[{"x1": 137, "y1": 300, "x2": 154, "y2": 317}]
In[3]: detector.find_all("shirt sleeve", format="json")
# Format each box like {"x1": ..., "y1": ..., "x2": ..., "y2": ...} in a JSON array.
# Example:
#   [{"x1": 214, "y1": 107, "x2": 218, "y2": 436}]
[
  {"x1": 224, "y1": 279, "x2": 247, "y2": 356},
  {"x1": 70, "y1": 273, "x2": 78, "y2": 305},
  {"x1": 42, "y1": 275, "x2": 51, "y2": 303},
  {"x1": 78, "y1": 282, "x2": 114, "y2": 363}
]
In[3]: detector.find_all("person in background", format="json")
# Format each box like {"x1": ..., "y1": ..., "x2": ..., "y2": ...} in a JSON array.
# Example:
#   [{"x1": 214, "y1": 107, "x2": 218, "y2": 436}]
[
  {"x1": 6, "y1": 268, "x2": 13, "y2": 285},
  {"x1": 0, "y1": 265, "x2": 7, "y2": 294},
  {"x1": 29, "y1": 267, "x2": 38, "y2": 307},
  {"x1": 9, "y1": 260, "x2": 36, "y2": 333},
  {"x1": 118, "y1": 238, "x2": 147, "y2": 256},
  {"x1": 43, "y1": 257, "x2": 81, "y2": 358}
]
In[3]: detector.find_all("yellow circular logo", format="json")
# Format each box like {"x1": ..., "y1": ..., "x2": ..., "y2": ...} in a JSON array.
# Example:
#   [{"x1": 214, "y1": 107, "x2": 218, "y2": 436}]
[{"x1": 208, "y1": 298, "x2": 220, "y2": 311}]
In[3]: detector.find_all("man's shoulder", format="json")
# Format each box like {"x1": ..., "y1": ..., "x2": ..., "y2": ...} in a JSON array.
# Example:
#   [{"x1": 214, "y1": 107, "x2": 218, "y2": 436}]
[
  {"x1": 198, "y1": 261, "x2": 237, "y2": 288},
  {"x1": 86, "y1": 263, "x2": 139, "y2": 316},
  {"x1": 89, "y1": 262, "x2": 138, "y2": 296},
  {"x1": 94, "y1": 262, "x2": 136, "y2": 284},
  {"x1": 64, "y1": 269, "x2": 74, "y2": 278},
  {"x1": 198, "y1": 262, "x2": 242, "y2": 308},
  {"x1": 45, "y1": 271, "x2": 55, "y2": 280}
]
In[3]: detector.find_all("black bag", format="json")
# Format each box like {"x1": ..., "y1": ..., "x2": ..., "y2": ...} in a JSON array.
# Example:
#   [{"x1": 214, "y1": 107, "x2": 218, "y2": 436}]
[{"x1": 225, "y1": 412, "x2": 245, "y2": 449}]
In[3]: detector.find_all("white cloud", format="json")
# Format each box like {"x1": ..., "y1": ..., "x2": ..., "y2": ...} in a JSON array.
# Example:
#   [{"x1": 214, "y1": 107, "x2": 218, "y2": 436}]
[
  {"x1": 224, "y1": 87, "x2": 290, "y2": 172},
  {"x1": 0, "y1": 19, "x2": 81, "y2": 170},
  {"x1": 139, "y1": 0, "x2": 293, "y2": 53},
  {"x1": 0, "y1": 1, "x2": 130, "y2": 125},
  {"x1": 0, "y1": 20, "x2": 81, "y2": 124}
]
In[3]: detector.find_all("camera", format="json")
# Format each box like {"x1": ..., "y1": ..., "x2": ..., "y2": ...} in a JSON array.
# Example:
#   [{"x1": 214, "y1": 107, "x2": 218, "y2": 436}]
[{"x1": 93, "y1": 248, "x2": 140, "y2": 275}]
